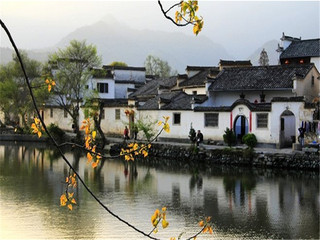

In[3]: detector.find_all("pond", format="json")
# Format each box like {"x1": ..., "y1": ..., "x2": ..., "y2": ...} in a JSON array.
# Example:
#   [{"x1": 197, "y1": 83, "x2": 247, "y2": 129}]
[{"x1": 0, "y1": 143, "x2": 319, "y2": 239}]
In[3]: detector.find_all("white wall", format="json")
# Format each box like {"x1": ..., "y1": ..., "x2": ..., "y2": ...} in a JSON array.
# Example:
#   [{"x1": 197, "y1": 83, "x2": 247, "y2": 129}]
[
  {"x1": 183, "y1": 87, "x2": 206, "y2": 95},
  {"x1": 90, "y1": 78, "x2": 115, "y2": 99},
  {"x1": 43, "y1": 108, "x2": 73, "y2": 132},
  {"x1": 294, "y1": 67, "x2": 320, "y2": 101},
  {"x1": 115, "y1": 83, "x2": 135, "y2": 99},
  {"x1": 114, "y1": 69, "x2": 145, "y2": 83}
]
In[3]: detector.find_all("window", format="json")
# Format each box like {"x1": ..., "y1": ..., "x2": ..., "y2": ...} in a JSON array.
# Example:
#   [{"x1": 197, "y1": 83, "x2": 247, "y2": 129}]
[
  {"x1": 115, "y1": 109, "x2": 120, "y2": 120},
  {"x1": 311, "y1": 76, "x2": 314, "y2": 86},
  {"x1": 97, "y1": 83, "x2": 108, "y2": 93},
  {"x1": 173, "y1": 113, "x2": 181, "y2": 125},
  {"x1": 64, "y1": 109, "x2": 68, "y2": 118},
  {"x1": 257, "y1": 113, "x2": 268, "y2": 128},
  {"x1": 204, "y1": 113, "x2": 219, "y2": 127},
  {"x1": 50, "y1": 108, "x2": 53, "y2": 118}
]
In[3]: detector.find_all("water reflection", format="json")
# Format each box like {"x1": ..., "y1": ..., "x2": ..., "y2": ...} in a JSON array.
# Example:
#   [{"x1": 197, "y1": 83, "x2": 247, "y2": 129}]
[{"x1": 0, "y1": 143, "x2": 319, "y2": 239}]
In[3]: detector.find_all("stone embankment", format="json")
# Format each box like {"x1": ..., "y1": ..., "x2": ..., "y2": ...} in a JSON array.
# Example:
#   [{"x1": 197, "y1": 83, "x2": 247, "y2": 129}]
[{"x1": 111, "y1": 143, "x2": 319, "y2": 171}]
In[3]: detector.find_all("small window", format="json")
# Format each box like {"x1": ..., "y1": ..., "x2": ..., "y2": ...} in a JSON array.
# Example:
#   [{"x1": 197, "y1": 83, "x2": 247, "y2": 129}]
[
  {"x1": 64, "y1": 109, "x2": 68, "y2": 118},
  {"x1": 192, "y1": 91, "x2": 197, "y2": 95},
  {"x1": 205, "y1": 113, "x2": 219, "y2": 127},
  {"x1": 257, "y1": 113, "x2": 268, "y2": 128},
  {"x1": 311, "y1": 76, "x2": 314, "y2": 86},
  {"x1": 173, "y1": 113, "x2": 181, "y2": 125},
  {"x1": 50, "y1": 108, "x2": 53, "y2": 118},
  {"x1": 115, "y1": 109, "x2": 120, "y2": 120},
  {"x1": 97, "y1": 83, "x2": 109, "y2": 93}
]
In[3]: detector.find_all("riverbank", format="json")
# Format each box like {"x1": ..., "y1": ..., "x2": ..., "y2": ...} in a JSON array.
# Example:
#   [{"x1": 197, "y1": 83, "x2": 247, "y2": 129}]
[
  {"x1": 1, "y1": 133, "x2": 319, "y2": 170},
  {"x1": 108, "y1": 137, "x2": 319, "y2": 171}
]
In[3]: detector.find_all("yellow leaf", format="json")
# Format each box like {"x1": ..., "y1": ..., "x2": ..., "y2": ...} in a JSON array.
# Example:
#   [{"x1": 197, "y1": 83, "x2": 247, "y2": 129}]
[
  {"x1": 157, "y1": 121, "x2": 163, "y2": 126},
  {"x1": 162, "y1": 207, "x2": 166, "y2": 212},
  {"x1": 71, "y1": 198, "x2": 77, "y2": 204},
  {"x1": 48, "y1": 84, "x2": 52, "y2": 92},
  {"x1": 92, "y1": 160, "x2": 99, "y2": 168},
  {"x1": 199, "y1": 220, "x2": 204, "y2": 227},
  {"x1": 68, "y1": 192, "x2": 74, "y2": 199},
  {"x1": 51, "y1": 80, "x2": 56, "y2": 86},
  {"x1": 37, "y1": 131, "x2": 42, "y2": 138},
  {"x1": 60, "y1": 194, "x2": 67, "y2": 206},
  {"x1": 162, "y1": 219, "x2": 169, "y2": 229},
  {"x1": 67, "y1": 204, "x2": 73, "y2": 211},
  {"x1": 92, "y1": 131, "x2": 96, "y2": 139},
  {"x1": 45, "y1": 79, "x2": 49, "y2": 84},
  {"x1": 87, "y1": 152, "x2": 93, "y2": 162},
  {"x1": 142, "y1": 150, "x2": 148, "y2": 157}
]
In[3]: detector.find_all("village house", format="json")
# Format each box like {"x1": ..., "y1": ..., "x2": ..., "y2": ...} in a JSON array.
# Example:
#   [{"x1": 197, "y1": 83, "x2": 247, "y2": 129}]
[
  {"x1": 40, "y1": 33, "x2": 320, "y2": 148},
  {"x1": 43, "y1": 65, "x2": 147, "y2": 134}
]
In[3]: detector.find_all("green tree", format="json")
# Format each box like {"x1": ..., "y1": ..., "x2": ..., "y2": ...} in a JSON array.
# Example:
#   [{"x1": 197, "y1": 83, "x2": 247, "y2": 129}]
[
  {"x1": 48, "y1": 40, "x2": 101, "y2": 140},
  {"x1": 223, "y1": 127, "x2": 236, "y2": 147},
  {"x1": 109, "y1": 61, "x2": 128, "y2": 67},
  {"x1": 144, "y1": 55, "x2": 176, "y2": 78},
  {"x1": 0, "y1": 52, "x2": 46, "y2": 128}
]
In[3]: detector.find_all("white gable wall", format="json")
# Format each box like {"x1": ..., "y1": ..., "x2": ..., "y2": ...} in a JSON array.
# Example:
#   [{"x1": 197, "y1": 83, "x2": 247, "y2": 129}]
[
  {"x1": 115, "y1": 83, "x2": 135, "y2": 99},
  {"x1": 89, "y1": 78, "x2": 115, "y2": 99},
  {"x1": 114, "y1": 69, "x2": 145, "y2": 83}
]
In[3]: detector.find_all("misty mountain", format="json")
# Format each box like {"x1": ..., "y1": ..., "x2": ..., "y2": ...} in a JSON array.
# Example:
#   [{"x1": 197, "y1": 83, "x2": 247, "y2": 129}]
[
  {"x1": 1, "y1": 17, "x2": 281, "y2": 72},
  {"x1": 248, "y1": 40, "x2": 279, "y2": 66},
  {"x1": 54, "y1": 18, "x2": 233, "y2": 72}
]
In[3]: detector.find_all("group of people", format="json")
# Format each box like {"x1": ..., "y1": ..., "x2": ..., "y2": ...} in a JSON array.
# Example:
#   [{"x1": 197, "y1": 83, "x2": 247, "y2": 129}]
[
  {"x1": 189, "y1": 128, "x2": 204, "y2": 147},
  {"x1": 123, "y1": 126, "x2": 138, "y2": 140}
]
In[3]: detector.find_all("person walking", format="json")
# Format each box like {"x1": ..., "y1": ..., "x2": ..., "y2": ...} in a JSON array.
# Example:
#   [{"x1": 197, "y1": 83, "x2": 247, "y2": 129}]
[
  {"x1": 196, "y1": 130, "x2": 203, "y2": 147},
  {"x1": 298, "y1": 127, "x2": 305, "y2": 148},
  {"x1": 124, "y1": 126, "x2": 129, "y2": 140}
]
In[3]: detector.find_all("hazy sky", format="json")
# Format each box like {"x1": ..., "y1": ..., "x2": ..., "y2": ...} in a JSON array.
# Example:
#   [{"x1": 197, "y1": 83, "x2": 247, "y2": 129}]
[{"x1": 0, "y1": 0, "x2": 319, "y2": 58}]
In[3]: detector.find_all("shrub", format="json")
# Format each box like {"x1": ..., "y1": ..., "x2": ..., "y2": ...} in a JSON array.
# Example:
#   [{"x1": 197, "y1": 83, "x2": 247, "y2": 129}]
[
  {"x1": 188, "y1": 126, "x2": 196, "y2": 143},
  {"x1": 242, "y1": 133, "x2": 257, "y2": 149},
  {"x1": 223, "y1": 128, "x2": 236, "y2": 147},
  {"x1": 47, "y1": 123, "x2": 65, "y2": 142}
]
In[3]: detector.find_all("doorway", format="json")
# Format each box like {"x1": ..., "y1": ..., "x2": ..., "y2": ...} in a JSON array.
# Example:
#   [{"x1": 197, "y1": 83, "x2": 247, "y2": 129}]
[
  {"x1": 279, "y1": 110, "x2": 295, "y2": 148},
  {"x1": 234, "y1": 115, "x2": 248, "y2": 143}
]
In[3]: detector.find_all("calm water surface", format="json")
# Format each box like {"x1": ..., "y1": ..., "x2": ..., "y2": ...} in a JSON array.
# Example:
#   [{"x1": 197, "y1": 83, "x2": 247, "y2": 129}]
[{"x1": 0, "y1": 143, "x2": 319, "y2": 239}]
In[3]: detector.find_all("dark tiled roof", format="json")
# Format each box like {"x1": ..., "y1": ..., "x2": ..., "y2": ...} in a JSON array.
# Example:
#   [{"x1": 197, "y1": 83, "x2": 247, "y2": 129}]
[
  {"x1": 129, "y1": 76, "x2": 177, "y2": 99},
  {"x1": 280, "y1": 39, "x2": 320, "y2": 59},
  {"x1": 103, "y1": 65, "x2": 146, "y2": 71},
  {"x1": 138, "y1": 92, "x2": 207, "y2": 111},
  {"x1": 179, "y1": 68, "x2": 219, "y2": 87},
  {"x1": 271, "y1": 96, "x2": 305, "y2": 102},
  {"x1": 100, "y1": 99, "x2": 128, "y2": 107},
  {"x1": 138, "y1": 92, "x2": 180, "y2": 110},
  {"x1": 209, "y1": 64, "x2": 314, "y2": 91},
  {"x1": 219, "y1": 60, "x2": 252, "y2": 66},
  {"x1": 186, "y1": 66, "x2": 213, "y2": 71},
  {"x1": 194, "y1": 99, "x2": 271, "y2": 112}
]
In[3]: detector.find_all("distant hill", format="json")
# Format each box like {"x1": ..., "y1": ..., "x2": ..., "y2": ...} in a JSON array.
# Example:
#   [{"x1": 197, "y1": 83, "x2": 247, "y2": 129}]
[
  {"x1": 1, "y1": 18, "x2": 281, "y2": 71},
  {"x1": 54, "y1": 18, "x2": 232, "y2": 72},
  {"x1": 248, "y1": 40, "x2": 279, "y2": 66}
]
